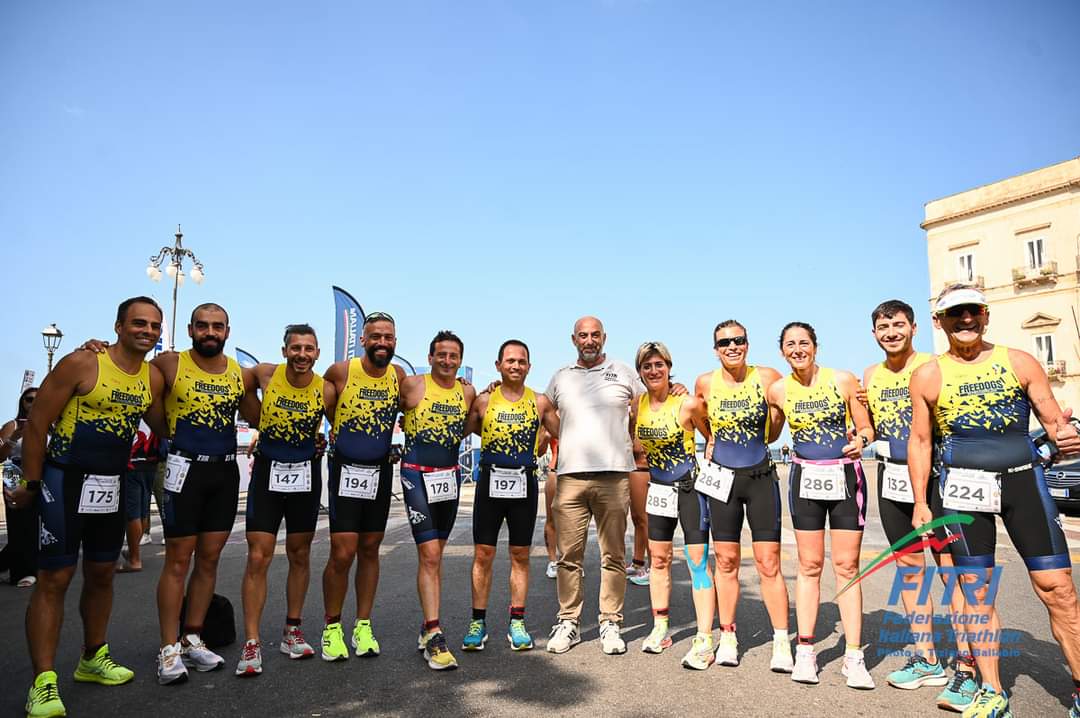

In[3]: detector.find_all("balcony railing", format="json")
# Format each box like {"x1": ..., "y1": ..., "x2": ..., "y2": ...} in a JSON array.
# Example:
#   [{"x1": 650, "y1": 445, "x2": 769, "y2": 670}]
[
  {"x1": 1012, "y1": 260, "x2": 1058, "y2": 285},
  {"x1": 1046, "y1": 359, "x2": 1066, "y2": 380}
]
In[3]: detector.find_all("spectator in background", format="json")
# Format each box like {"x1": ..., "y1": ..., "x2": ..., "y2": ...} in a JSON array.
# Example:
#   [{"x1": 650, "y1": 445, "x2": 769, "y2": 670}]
[
  {"x1": 0, "y1": 387, "x2": 40, "y2": 587},
  {"x1": 781, "y1": 444, "x2": 791, "y2": 465},
  {"x1": 117, "y1": 420, "x2": 161, "y2": 572}
]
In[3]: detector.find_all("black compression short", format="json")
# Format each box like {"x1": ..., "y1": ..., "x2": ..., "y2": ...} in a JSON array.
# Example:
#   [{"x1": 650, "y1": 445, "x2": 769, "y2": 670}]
[
  {"x1": 162, "y1": 459, "x2": 240, "y2": 539},
  {"x1": 707, "y1": 458, "x2": 782, "y2": 543},
  {"x1": 245, "y1": 454, "x2": 322, "y2": 535},
  {"x1": 38, "y1": 463, "x2": 126, "y2": 569},
  {"x1": 788, "y1": 461, "x2": 867, "y2": 532},
  {"x1": 646, "y1": 475, "x2": 711, "y2": 545},
  {"x1": 327, "y1": 456, "x2": 393, "y2": 534},
  {"x1": 472, "y1": 465, "x2": 539, "y2": 546}
]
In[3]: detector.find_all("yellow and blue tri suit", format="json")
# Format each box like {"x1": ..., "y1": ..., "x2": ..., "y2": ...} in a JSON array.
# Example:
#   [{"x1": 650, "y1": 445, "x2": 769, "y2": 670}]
[
  {"x1": 480, "y1": 386, "x2": 540, "y2": 469},
  {"x1": 332, "y1": 358, "x2": 399, "y2": 462},
  {"x1": 866, "y1": 353, "x2": 932, "y2": 463},
  {"x1": 783, "y1": 367, "x2": 850, "y2": 461},
  {"x1": 636, "y1": 393, "x2": 697, "y2": 484},
  {"x1": 165, "y1": 350, "x2": 244, "y2": 456},
  {"x1": 257, "y1": 364, "x2": 324, "y2": 462},
  {"x1": 707, "y1": 366, "x2": 770, "y2": 469}
]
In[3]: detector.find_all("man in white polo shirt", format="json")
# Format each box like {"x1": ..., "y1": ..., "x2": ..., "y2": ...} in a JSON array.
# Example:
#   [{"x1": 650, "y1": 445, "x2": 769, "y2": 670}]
[{"x1": 545, "y1": 316, "x2": 640, "y2": 656}]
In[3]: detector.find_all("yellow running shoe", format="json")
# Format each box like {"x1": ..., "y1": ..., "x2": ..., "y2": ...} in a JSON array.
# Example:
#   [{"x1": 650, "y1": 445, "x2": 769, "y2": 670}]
[
  {"x1": 26, "y1": 671, "x2": 66, "y2": 718},
  {"x1": 352, "y1": 619, "x2": 380, "y2": 657},
  {"x1": 423, "y1": 631, "x2": 458, "y2": 670},
  {"x1": 73, "y1": 644, "x2": 134, "y2": 686},
  {"x1": 321, "y1": 622, "x2": 349, "y2": 662}
]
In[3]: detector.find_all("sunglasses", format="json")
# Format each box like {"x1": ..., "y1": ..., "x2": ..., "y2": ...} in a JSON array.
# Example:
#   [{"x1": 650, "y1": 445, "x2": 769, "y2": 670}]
[
  {"x1": 938, "y1": 304, "x2": 986, "y2": 319},
  {"x1": 364, "y1": 311, "x2": 395, "y2": 325},
  {"x1": 715, "y1": 336, "x2": 748, "y2": 348}
]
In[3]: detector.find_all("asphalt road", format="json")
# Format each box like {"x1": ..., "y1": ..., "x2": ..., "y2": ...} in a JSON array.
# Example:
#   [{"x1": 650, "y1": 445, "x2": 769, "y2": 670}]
[{"x1": 3, "y1": 461, "x2": 1080, "y2": 717}]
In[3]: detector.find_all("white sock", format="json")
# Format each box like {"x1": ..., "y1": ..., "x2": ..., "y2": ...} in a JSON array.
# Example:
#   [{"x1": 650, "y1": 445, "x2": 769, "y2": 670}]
[{"x1": 773, "y1": 628, "x2": 789, "y2": 642}]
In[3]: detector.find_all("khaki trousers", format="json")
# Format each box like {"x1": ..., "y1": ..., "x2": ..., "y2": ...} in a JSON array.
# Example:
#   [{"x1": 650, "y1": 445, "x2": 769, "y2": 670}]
[{"x1": 553, "y1": 472, "x2": 630, "y2": 624}]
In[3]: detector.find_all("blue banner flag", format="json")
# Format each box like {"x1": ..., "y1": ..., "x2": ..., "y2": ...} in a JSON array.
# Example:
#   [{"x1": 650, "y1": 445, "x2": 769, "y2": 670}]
[
  {"x1": 332, "y1": 286, "x2": 365, "y2": 363},
  {"x1": 235, "y1": 347, "x2": 260, "y2": 369}
]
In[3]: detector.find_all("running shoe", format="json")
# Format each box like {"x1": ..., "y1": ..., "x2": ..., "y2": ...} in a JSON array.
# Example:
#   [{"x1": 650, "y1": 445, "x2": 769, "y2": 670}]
[
  {"x1": 351, "y1": 619, "x2": 380, "y2": 657},
  {"x1": 1069, "y1": 692, "x2": 1080, "y2": 718},
  {"x1": 599, "y1": 620, "x2": 626, "y2": 655},
  {"x1": 545, "y1": 561, "x2": 558, "y2": 579},
  {"x1": 626, "y1": 563, "x2": 650, "y2": 586},
  {"x1": 886, "y1": 655, "x2": 947, "y2": 690},
  {"x1": 321, "y1": 623, "x2": 348, "y2": 662},
  {"x1": 641, "y1": 623, "x2": 672, "y2": 654},
  {"x1": 25, "y1": 671, "x2": 65, "y2": 718},
  {"x1": 547, "y1": 620, "x2": 580, "y2": 654},
  {"x1": 235, "y1": 640, "x2": 262, "y2": 677},
  {"x1": 462, "y1": 619, "x2": 488, "y2": 651},
  {"x1": 715, "y1": 632, "x2": 739, "y2": 667},
  {"x1": 424, "y1": 631, "x2": 458, "y2": 670},
  {"x1": 770, "y1": 636, "x2": 794, "y2": 673},
  {"x1": 73, "y1": 644, "x2": 134, "y2": 685},
  {"x1": 507, "y1": 619, "x2": 534, "y2": 651},
  {"x1": 681, "y1": 635, "x2": 715, "y2": 671},
  {"x1": 842, "y1": 650, "x2": 876, "y2": 690},
  {"x1": 139, "y1": 533, "x2": 152, "y2": 546},
  {"x1": 962, "y1": 684, "x2": 1011, "y2": 718},
  {"x1": 280, "y1": 625, "x2": 315, "y2": 659},
  {"x1": 791, "y1": 644, "x2": 819, "y2": 685},
  {"x1": 181, "y1": 633, "x2": 225, "y2": 672},
  {"x1": 937, "y1": 671, "x2": 979, "y2": 713},
  {"x1": 156, "y1": 642, "x2": 188, "y2": 685}
]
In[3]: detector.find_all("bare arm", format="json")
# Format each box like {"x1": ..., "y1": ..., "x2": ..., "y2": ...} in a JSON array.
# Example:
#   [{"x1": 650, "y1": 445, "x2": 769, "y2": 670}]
[
  {"x1": 466, "y1": 392, "x2": 490, "y2": 437},
  {"x1": 837, "y1": 370, "x2": 873, "y2": 459},
  {"x1": 0, "y1": 420, "x2": 19, "y2": 461},
  {"x1": 758, "y1": 366, "x2": 786, "y2": 444},
  {"x1": 764, "y1": 377, "x2": 787, "y2": 446},
  {"x1": 681, "y1": 396, "x2": 711, "y2": 441},
  {"x1": 322, "y1": 378, "x2": 339, "y2": 424},
  {"x1": 239, "y1": 367, "x2": 262, "y2": 427},
  {"x1": 907, "y1": 361, "x2": 940, "y2": 531},
  {"x1": 144, "y1": 364, "x2": 168, "y2": 436},
  {"x1": 537, "y1": 395, "x2": 560, "y2": 439},
  {"x1": 19, "y1": 353, "x2": 94, "y2": 486},
  {"x1": 1010, "y1": 348, "x2": 1080, "y2": 456},
  {"x1": 861, "y1": 365, "x2": 877, "y2": 432}
]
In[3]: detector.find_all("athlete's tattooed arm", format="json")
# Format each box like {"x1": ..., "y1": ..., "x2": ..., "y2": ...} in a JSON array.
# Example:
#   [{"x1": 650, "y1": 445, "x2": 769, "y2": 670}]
[{"x1": 1010, "y1": 348, "x2": 1080, "y2": 456}]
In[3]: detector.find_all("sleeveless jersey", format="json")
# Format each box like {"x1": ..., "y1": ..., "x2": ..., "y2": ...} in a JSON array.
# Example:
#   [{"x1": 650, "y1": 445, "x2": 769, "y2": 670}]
[
  {"x1": 403, "y1": 375, "x2": 468, "y2": 468},
  {"x1": 934, "y1": 345, "x2": 1034, "y2": 472},
  {"x1": 258, "y1": 364, "x2": 325, "y2": 462},
  {"x1": 866, "y1": 353, "x2": 932, "y2": 463},
  {"x1": 783, "y1": 367, "x2": 850, "y2": 461},
  {"x1": 636, "y1": 394, "x2": 697, "y2": 484},
  {"x1": 49, "y1": 351, "x2": 153, "y2": 475},
  {"x1": 480, "y1": 386, "x2": 540, "y2": 468},
  {"x1": 166, "y1": 350, "x2": 244, "y2": 455},
  {"x1": 332, "y1": 359, "x2": 400, "y2": 462},
  {"x1": 708, "y1": 366, "x2": 770, "y2": 468}
]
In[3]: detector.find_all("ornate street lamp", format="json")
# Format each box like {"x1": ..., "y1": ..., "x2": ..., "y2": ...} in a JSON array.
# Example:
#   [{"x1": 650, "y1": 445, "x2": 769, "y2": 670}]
[
  {"x1": 146, "y1": 224, "x2": 205, "y2": 350},
  {"x1": 42, "y1": 323, "x2": 63, "y2": 373}
]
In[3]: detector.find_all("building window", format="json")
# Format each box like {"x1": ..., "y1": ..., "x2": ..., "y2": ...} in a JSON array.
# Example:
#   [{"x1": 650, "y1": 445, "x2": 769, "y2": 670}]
[
  {"x1": 1026, "y1": 238, "x2": 1045, "y2": 270},
  {"x1": 956, "y1": 253, "x2": 976, "y2": 283},
  {"x1": 1034, "y1": 333, "x2": 1055, "y2": 365}
]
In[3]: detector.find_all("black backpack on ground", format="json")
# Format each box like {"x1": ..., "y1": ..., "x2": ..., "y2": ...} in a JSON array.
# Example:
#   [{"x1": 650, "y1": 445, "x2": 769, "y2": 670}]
[{"x1": 178, "y1": 593, "x2": 236, "y2": 648}]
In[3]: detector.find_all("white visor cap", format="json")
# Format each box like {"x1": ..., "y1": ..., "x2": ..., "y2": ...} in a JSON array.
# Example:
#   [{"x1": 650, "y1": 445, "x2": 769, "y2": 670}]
[{"x1": 934, "y1": 287, "x2": 988, "y2": 313}]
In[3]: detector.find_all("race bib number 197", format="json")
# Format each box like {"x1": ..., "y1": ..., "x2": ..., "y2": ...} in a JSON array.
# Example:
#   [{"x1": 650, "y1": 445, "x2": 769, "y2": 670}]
[{"x1": 489, "y1": 467, "x2": 527, "y2": 499}]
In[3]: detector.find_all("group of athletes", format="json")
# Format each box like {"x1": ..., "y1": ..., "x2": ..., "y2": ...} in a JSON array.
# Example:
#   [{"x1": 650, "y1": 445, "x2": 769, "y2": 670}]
[{"x1": 6, "y1": 282, "x2": 1080, "y2": 718}]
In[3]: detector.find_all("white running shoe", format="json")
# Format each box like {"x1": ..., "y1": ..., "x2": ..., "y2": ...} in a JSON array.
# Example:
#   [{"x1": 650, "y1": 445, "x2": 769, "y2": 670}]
[
  {"x1": 715, "y1": 632, "x2": 739, "y2": 666},
  {"x1": 157, "y1": 642, "x2": 189, "y2": 685},
  {"x1": 235, "y1": 640, "x2": 262, "y2": 677},
  {"x1": 599, "y1": 621, "x2": 626, "y2": 655},
  {"x1": 681, "y1": 635, "x2": 716, "y2": 671},
  {"x1": 791, "y1": 644, "x2": 819, "y2": 685},
  {"x1": 546, "y1": 620, "x2": 580, "y2": 654},
  {"x1": 280, "y1": 625, "x2": 315, "y2": 659},
  {"x1": 181, "y1": 634, "x2": 225, "y2": 672},
  {"x1": 641, "y1": 624, "x2": 672, "y2": 654},
  {"x1": 139, "y1": 533, "x2": 152, "y2": 546},
  {"x1": 545, "y1": 561, "x2": 558, "y2": 579},
  {"x1": 770, "y1": 636, "x2": 794, "y2": 673},
  {"x1": 842, "y1": 650, "x2": 876, "y2": 690}
]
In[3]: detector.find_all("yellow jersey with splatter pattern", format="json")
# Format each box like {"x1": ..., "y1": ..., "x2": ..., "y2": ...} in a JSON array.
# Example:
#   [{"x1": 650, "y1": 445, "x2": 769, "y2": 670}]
[
  {"x1": 332, "y1": 359, "x2": 399, "y2": 462},
  {"x1": 783, "y1": 367, "x2": 850, "y2": 460},
  {"x1": 866, "y1": 352, "x2": 932, "y2": 462},
  {"x1": 258, "y1": 364, "x2": 325, "y2": 462},
  {"x1": 934, "y1": 345, "x2": 1034, "y2": 472},
  {"x1": 636, "y1": 394, "x2": 697, "y2": 484},
  {"x1": 708, "y1": 366, "x2": 770, "y2": 468},
  {"x1": 49, "y1": 351, "x2": 153, "y2": 474},
  {"x1": 166, "y1": 350, "x2": 244, "y2": 455},
  {"x1": 480, "y1": 386, "x2": 540, "y2": 468},
  {"x1": 403, "y1": 375, "x2": 467, "y2": 467}
]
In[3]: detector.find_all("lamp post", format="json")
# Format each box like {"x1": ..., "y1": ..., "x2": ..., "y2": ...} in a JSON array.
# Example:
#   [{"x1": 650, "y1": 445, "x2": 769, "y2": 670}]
[
  {"x1": 146, "y1": 225, "x2": 205, "y2": 350},
  {"x1": 42, "y1": 323, "x2": 63, "y2": 373}
]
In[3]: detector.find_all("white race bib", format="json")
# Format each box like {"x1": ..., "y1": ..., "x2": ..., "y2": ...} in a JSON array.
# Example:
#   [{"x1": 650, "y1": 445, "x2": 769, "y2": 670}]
[
  {"x1": 339, "y1": 464, "x2": 379, "y2": 500},
  {"x1": 695, "y1": 463, "x2": 735, "y2": 503},
  {"x1": 164, "y1": 454, "x2": 191, "y2": 493},
  {"x1": 489, "y1": 467, "x2": 527, "y2": 499},
  {"x1": 424, "y1": 469, "x2": 458, "y2": 503},
  {"x1": 799, "y1": 462, "x2": 847, "y2": 501},
  {"x1": 79, "y1": 474, "x2": 120, "y2": 514},
  {"x1": 269, "y1": 460, "x2": 311, "y2": 493},
  {"x1": 942, "y1": 468, "x2": 1001, "y2": 513},
  {"x1": 645, "y1": 482, "x2": 678, "y2": 518},
  {"x1": 881, "y1": 462, "x2": 915, "y2": 503}
]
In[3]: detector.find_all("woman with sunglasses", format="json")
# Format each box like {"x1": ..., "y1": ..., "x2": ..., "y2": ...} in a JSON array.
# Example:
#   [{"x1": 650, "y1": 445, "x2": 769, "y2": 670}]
[
  {"x1": 765, "y1": 323, "x2": 875, "y2": 689},
  {"x1": 628, "y1": 342, "x2": 715, "y2": 669},
  {"x1": 1, "y1": 387, "x2": 39, "y2": 587}
]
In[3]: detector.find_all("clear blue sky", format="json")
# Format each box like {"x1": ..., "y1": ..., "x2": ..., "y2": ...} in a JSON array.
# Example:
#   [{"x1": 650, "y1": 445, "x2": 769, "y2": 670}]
[{"x1": 2, "y1": 1, "x2": 1078, "y2": 421}]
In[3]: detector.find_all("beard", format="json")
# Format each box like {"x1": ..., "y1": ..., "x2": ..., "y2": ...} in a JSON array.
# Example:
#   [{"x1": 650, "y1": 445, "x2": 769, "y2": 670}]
[
  {"x1": 193, "y1": 337, "x2": 224, "y2": 358},
  {"x1": 366, "y1": 345, "x2": 395, "y2": 368}
]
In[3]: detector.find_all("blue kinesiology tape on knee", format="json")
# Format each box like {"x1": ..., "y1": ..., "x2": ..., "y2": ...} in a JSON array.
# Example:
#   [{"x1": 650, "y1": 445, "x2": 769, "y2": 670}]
[{"x1": 684, "y1": 546, "x2": 713, "y2": 590}]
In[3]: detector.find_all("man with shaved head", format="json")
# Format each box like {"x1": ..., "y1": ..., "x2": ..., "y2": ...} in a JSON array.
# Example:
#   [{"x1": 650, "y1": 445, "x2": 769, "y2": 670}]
[{"x1": 544, "y1": 316, "x2": 642, "y2": 655}]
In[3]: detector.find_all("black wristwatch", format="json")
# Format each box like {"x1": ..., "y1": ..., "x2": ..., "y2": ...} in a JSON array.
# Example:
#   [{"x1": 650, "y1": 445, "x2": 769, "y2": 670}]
[{"x1": 24, "y1": 480, "x2": 41, "y2": 492}]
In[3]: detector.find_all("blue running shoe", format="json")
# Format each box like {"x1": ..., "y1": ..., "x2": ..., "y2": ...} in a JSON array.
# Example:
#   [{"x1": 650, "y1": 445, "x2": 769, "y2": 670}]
[
  {"x1": 462, "y1": 619, "x2": 488, "y2": 651},
  {"x1": 961, "y1": 683, "x2": 1011, "y2": 718},
  {"x1": 886, "y1": 655, "x2": 948, "y2": 690},
  {"x1": 1069, "y1": 692, "x2": 1080, "y2": 718},
  {"x1": 937, "y1": 671, "x2": 979, "y2": 712},
  {"x1": 507, "y1": 619, "x2": 534, "y2": 651}
]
